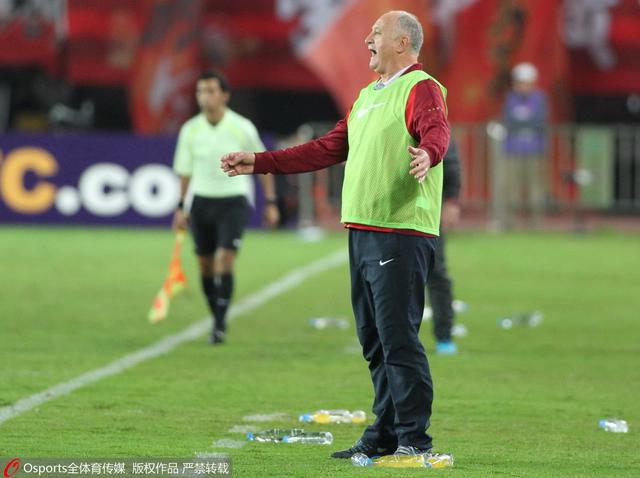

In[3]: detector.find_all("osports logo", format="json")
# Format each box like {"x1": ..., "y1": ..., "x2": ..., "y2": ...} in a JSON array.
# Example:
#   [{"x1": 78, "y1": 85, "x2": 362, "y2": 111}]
[{"x1": 3, "y1": 458, "x2": 20, "y2": 478}]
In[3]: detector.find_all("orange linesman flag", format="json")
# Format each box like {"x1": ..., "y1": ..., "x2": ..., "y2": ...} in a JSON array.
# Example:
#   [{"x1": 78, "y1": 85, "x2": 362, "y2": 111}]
[{"x1": 148, "y1": 231, "x2": 188, "y2": 323}]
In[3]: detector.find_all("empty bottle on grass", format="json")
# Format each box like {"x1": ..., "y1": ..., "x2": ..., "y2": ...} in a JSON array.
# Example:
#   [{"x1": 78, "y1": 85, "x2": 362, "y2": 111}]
[
  {"x1": 247, "y1": 429, "x2": 333, "y2": 444},
  {"x1": 299, "y1": 409, "x2": 366, "y2": 424},
  {"x1": 599, "y1": 419, "x2": 628, "y2": 433},
  {"x1": 351, "y1": 454, "x2": 375, "y2": 467},
  {"x1": 498, "y1": 311, "x2": 543, "y2": 329},
  {"x1": 451, "y1": 324, "x2": 468, "y2": 337},
  {"x1": 282, "y1": 431, "x2": 333, "y2": 444},
  {"x1": 424, "y1": 300, "x2": 469, "y2": 322},
  {"x1": 452, "y1": 299, "x2": 469, "y2": 314},
  {"x1": 247, "y1": 428, "x2": 304, "y2": 442},
  {"x1": 351, "y1": 453, "x2": 453, "y2": 469},
  {"x1": 308, "y1": 317, "x2": 349, "y2": 330}
]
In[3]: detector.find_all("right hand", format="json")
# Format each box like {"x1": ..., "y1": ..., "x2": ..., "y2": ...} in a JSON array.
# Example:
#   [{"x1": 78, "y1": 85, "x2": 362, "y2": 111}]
[
  {"x1": 221, "y1": 152, "x2": 256, "y2": 176},
  {"x1": 172, "y1": 208, "x2": 188, "y2": 231}
]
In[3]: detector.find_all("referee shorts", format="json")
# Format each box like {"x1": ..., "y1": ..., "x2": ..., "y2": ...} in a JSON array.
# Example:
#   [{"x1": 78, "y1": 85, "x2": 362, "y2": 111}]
[{"x1": 189, "y1": 195, "x2": 250, "y2": 256}]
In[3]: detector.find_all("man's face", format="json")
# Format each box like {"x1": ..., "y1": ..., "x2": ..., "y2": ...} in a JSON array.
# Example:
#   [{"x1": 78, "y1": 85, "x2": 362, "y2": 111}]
[
  {"x1": 196, "y1": 78, "x2": 229, "y2": 114},
  {"x1": 364, "y1": 13, "x2": 400, "y2": 75}
]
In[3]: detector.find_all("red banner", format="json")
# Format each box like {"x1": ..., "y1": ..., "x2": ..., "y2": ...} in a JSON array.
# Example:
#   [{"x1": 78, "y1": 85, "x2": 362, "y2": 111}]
[
  {"x1": 129, "y1": 0, "x2": 202, "y2": 134},
  {"x1": 566, "y1": 0, "x2": 640, "y2": 94},
  {"x1": 202, "y1": 0, "x2": 323, "y2": 90},
  {"x1": 3, "y1": 0, "x2": 638, "y2": 128},
  {"x1": 0, "y1": 7, "x2": 61, "y2": 74},
  {"x1": 66, "y1": 0, "x2": 146, "y2": 85},
  {"x1": 424, "y1": 0, "x2": 570, "y2": 122},
  {"x1": 299, "y1": 0, "x2": 430, "y2": 115},
  {"x1": 290, "y1": 0, "x2": 574, "y2": 120}
]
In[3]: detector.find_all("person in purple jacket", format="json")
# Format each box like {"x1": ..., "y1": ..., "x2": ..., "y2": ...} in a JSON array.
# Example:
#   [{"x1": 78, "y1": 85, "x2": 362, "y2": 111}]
[{"x1": 500, "y1": 62, "x2": 549, "y2": 229}]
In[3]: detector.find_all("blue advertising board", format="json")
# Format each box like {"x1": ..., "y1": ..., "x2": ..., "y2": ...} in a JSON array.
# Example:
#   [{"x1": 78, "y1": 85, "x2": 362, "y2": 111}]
[{"x1": 0, "y1": 133, "x2": 264, "y2": 226}]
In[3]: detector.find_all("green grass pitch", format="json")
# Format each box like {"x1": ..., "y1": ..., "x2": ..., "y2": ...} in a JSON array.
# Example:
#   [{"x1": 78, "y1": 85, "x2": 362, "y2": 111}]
[{"x1": 1, "y1": 226, "x2": 639, "y2": 477}]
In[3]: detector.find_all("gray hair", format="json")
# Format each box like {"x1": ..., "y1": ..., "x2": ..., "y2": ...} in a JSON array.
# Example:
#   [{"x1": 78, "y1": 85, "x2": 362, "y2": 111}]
[{"x1": 393, "y1": 11, "x2": 423, "y2": 54}]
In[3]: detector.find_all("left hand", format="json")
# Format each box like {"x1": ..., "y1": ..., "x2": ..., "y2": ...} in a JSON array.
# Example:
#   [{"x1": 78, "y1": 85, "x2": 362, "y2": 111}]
[
  {"x1": 263, "y1": 203, "x2": 280, "y2": 228},
  {"x1": 172, "y1": 208, "x2": 189, "y2": 231},
  {"x1": 408, "y1": 146, "x2": 431, "y2": 183}
]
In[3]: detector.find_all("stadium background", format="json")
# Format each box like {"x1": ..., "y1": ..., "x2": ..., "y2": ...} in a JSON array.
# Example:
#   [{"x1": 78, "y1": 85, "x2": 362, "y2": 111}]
[
  {"x1": 1, "y1": 1, "x2": 639, "y2": 477},
  {"x1": 1, "y1": 0, "x2": 639, "y2": 227}
]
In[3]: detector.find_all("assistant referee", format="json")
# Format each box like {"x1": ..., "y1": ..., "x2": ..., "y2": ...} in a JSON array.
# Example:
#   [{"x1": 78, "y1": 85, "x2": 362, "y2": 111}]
[{"x1": 173, "y1": 71, "x2": 279, "y2": 345}]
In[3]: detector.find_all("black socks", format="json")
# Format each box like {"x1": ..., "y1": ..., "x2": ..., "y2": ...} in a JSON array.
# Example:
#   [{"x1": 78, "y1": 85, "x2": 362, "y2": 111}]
[
  {"x1": 201, "y1": 275, "x2": 217, "y2": 321},
  {"x1": 214, "y1": 273, "x2": 233, "y2": 331},
  {"x1": 201, "y1": 273, "x2": 234, "y2": 332}
]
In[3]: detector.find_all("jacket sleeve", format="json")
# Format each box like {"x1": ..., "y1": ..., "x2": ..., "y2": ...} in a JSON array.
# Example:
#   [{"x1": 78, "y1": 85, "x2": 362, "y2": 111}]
[
  {"x1": 254, "y1": 117, "x2": 349, "y2": 174},
  {"x1": 405, "y1": 79, "x2": 451, "y2": 167}
]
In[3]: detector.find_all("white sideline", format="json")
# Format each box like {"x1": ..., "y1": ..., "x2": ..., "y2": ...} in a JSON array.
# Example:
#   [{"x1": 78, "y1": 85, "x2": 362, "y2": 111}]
[{"x1": 0, "y1": 249, "x2": 348, "y2": 426}]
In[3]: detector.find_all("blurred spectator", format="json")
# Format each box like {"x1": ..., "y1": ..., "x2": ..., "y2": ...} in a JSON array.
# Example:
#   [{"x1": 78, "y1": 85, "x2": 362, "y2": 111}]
[{"x1": 499, "y1": 62, "x2": 549, "y2": 229}]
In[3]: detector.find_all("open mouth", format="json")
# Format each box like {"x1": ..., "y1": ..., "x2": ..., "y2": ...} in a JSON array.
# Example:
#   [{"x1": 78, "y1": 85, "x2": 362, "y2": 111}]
[{"x1": 368, "y1": 47, "x2": 377, "y2": 57}]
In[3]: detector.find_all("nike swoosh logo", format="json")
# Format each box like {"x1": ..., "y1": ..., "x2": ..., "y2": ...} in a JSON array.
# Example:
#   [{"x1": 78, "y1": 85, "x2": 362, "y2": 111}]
[
  {"x1": 379, "y1": 259, "x2": 395, "y2": 266},
  {"x1": 356, "y1": 102, "x2": 387, "y2": 119}
]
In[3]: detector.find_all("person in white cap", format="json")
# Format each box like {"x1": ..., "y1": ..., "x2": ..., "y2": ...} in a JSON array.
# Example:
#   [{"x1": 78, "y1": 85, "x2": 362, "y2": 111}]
[{"x1": 498, "y1": 62, "x2": 549, "y2": 229}]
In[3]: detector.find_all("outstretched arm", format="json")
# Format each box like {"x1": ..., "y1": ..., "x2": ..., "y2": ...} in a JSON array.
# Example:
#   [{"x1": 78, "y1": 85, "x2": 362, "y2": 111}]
[{"x1": 221, "y1": 117, "x2": 350, "y2": 176}]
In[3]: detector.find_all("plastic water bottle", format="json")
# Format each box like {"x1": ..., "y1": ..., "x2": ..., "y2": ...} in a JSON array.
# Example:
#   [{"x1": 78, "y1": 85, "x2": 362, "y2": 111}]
[
  {"x1": 424, "y1": 301, "x2": 468, "y2": 322},
  {"x1": 247, "y1": 428, "x2": 304, "y2": 442},
  {"x1": 299, "y1": 409, "x2": 366, "y2": 424},
  {"x1": 282, "y1": 431, "x2": 333, "y2": 444},
  {"x1": 599, "y1": 418, "x2": 629, "y2": 433},
  {"x1": 425, "y1": 453, "x2": 455, "y2": 469},
  {"x1": 351, "y1": 453, "x2": 374, "y2": 467},
  {"x1": 498, "y1": 311, "x2": 543, "y2": 329},
  {"x1": 351, "y1": 453, "x2": 453, "y2": 468},
  {"x1": 452, "y1": 300, "x2": 469, "y2": 314},
  {"x1": 422, "y1": 307, "x2": 433, "y2": 321},
  {"x1": 451, "y1": 324, "x2": 468, "y2": 337},
  {"x1": 373, "y1": 455, "x2": 429, "y2": 468},
  {"x1": 352, "y1": 453, "x2": 453, "y2": 469},
  {"x1": 309, "y1": 317, "x2": 349, "y2": 329}
]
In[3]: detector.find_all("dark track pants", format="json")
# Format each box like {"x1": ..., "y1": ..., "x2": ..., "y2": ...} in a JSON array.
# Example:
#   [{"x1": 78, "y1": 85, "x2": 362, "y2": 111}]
[
  {"x1": 349, "y1": 228, "x2": 437, "y2": 449},
  {"x1": 427, "y1": 233, "x2": 455, "y2": 342}
]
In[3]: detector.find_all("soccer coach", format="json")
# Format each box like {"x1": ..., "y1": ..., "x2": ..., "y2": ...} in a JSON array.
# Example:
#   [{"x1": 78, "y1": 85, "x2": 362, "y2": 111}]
[{"x1": 222, "y1": 10, "x2": 450, "y2": 459}]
